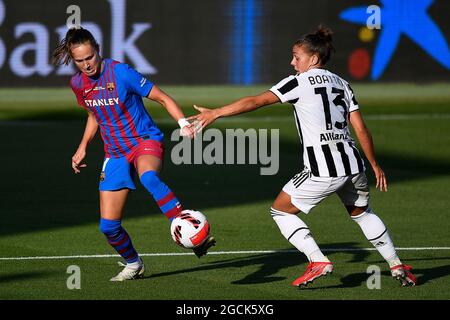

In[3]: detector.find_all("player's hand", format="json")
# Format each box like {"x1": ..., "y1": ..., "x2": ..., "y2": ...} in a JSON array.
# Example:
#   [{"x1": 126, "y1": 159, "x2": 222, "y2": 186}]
[
  {"x1": 180, "y1": 124, "x2": 195, "y2": 139},
  {"x1": 72, "y1": 148, "x2": 87, "y2": 174},
  {"x1": 372, "y1": 164, "x2": 388, "y2": 192},
  {"x1": 178, "y1": 118, "x2": 195, "y2": 139},
  {"x1": 187, "y1": 105, "x2": 219, "y2": 133}
]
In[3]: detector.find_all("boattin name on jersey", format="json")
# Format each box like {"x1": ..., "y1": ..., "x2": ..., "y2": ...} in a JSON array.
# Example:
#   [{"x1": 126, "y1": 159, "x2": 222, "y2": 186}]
[{"x1": 307, "y1": 74, "x2": 344, "y2": 87}]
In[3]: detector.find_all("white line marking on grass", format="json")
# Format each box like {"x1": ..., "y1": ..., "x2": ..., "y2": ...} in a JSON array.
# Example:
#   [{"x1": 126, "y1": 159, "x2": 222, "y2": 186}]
[{"x1": 1, "y1": 247, "x2": 449, "y2": 261}]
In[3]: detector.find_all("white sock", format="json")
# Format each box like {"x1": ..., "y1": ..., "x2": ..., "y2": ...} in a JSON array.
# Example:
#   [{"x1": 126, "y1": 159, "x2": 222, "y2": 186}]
[
  {"x1": 127, "y1": 258, "x2": 142, "y2": 269},
  {"x1": 270, "y1": 207, "x2": 329, "y2": 263},
  {"x1": 352, "y1": 208, "x2": 400, "y2": 267}
]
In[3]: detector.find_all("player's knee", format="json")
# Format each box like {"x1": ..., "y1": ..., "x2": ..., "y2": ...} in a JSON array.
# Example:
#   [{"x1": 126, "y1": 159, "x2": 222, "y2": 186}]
[
  {"x1": 346, "y1": 205, "x2": 369, "y2": 217},
  {"x1": 272, "y1": 194, "x2": 300, "y2": 214},
  {"x1": 99, "y1": 218, "x2": 122, "y2": 236},
  {"x1": 270, "y1": 204, "x2": 300, "y2": 216}
]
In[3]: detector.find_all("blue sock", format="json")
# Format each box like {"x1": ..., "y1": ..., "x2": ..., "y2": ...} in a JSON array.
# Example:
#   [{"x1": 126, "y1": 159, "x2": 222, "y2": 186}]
[
  {"x1": 99, "y1": 218, "x2": 139, "y2": 264},
  {"x1": 140, "y1": 170, "x2": 183, "y2": 220}
]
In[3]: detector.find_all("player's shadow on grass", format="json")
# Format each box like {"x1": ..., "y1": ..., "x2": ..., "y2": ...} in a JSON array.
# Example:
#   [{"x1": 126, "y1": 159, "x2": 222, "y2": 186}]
[
  {"x1": 407, "y1": 264, "x2": 450, "y2": 286},
  {"x1": 230, "y1": 242, "x2": 372, "y2": 285},
  {"x1": 297, "y1": 272, "x2": 369, "y2": 290},
  {"x1": 0, "y1": 271, "x2": 55, "y2": 284},
  {"x1": 146, "y1": 242, "x2": 370, "y2": 285},
  {"x1": 143, "y1": 249, "x2": 301, "y2": 283}
]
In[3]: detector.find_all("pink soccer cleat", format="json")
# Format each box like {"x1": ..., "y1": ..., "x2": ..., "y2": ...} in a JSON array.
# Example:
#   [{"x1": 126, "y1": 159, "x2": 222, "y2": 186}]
[
  {"x1": 390, "y1": 264, "x2": 417, "y2": 286},
  {"x1": 292, "y1": 261, "x2": 333, "y2": 287}
]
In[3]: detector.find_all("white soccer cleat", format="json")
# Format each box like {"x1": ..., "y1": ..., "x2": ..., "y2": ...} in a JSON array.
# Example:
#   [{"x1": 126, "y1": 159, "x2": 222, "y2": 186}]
[{"x1": 110, "y1": 258, "x2": 145, "y2": 282}]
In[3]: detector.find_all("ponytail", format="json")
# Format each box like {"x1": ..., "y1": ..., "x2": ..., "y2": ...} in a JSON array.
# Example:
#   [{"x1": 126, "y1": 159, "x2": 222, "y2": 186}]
[{"x1": 51, "y1": 27, "x2": 99, "y2": 66}]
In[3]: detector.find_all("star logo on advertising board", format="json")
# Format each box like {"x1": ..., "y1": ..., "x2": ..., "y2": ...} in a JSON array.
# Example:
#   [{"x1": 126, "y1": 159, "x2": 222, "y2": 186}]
[{"x1": 340, "y1": 0, "x2": 450, "y2": 80}]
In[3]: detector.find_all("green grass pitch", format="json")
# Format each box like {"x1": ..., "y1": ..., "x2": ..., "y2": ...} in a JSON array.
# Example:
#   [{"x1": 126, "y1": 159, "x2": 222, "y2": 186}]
[{"x1": 0, "y1": 84, "x2": 449, "y2": 300}]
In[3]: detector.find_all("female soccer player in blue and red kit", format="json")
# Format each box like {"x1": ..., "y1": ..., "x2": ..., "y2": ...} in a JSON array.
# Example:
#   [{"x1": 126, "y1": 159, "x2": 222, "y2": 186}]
[{"x1": 52, "y1": 27, "x2": 215, "y2": 281}]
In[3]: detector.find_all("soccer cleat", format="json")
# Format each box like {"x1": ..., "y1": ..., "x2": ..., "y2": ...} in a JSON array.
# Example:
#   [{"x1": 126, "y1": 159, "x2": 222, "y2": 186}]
[
  {"x1": 110, "y1": 258, "x2": 145, "y2": 281},
  {"x1": 390, "y1": 264, "x2": 416, "y2": 286},
  {"x1": 291, "y1": 261, "x2": 333, "y2": 287},
  {"x1": 193, "y1": 236, "x2": 216, "y2": 258}
]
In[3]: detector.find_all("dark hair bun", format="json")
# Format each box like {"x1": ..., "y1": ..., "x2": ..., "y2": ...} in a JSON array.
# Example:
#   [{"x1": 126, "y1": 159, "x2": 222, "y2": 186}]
[
  {"x1": 315, "y1": 24, "x2": 333, "y2": 43},
  {"x1": 293, "y1": 24, "x2": 335, "y2": 66}
]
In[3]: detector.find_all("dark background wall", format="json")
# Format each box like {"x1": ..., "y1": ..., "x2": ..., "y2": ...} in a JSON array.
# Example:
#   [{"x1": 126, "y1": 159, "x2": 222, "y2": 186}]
[{"x1": 0, "y1": 0, "x2": 448, "y2": 86}]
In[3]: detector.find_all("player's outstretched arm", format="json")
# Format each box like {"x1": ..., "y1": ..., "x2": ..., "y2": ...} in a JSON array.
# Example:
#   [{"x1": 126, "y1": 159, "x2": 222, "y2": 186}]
[
  {"x1": 188, "y1": 91, "x2": 279, "y2": 131},
  {"x1": 72, "y1": 111, "x2": 98, "y2": 174},
  {"x1": 147, "y1": 85, "x2": 194, "y2": 138},
  {"x1": 349, "y1": 110, "x2": 388, "y2": 192}
]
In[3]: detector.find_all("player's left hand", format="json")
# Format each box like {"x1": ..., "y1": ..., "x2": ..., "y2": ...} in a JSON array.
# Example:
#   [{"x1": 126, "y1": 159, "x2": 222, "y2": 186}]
[
  {"x1": 372, "y1": 165, "x2": 388, "y2": 192},
  {"x1": 187, "y1": 105, "x2": 219, "y2": 133}
]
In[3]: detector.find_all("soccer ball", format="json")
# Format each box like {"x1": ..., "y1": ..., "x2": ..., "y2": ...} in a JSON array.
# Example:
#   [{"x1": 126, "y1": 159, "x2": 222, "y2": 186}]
[{"x1": 170, "y1": 210, "x2": 210, "y2": 249}]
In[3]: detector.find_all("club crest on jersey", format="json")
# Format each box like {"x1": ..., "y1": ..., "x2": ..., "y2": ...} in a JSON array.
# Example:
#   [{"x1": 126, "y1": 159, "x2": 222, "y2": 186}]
[{"x1": 107, "y1": 82, "x2": 115, "y2": 91}]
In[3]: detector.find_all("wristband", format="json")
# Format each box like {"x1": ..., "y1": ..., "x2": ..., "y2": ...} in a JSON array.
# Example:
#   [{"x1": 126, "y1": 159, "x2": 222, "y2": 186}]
[{"x1": 178, "y1": 118, "x2": 190, "y2": 129}]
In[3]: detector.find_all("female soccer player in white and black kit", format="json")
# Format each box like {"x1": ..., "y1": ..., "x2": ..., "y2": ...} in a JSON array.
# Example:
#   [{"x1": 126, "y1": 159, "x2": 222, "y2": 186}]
[{"x1": 190, "y1": 25, "x2": 416, "y2": 287}]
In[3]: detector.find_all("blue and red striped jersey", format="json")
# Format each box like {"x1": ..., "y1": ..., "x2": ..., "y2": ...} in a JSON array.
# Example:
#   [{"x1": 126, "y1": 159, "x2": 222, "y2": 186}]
[{"x1": 70, "y1": 58, "x2": 163, "y2": 158}]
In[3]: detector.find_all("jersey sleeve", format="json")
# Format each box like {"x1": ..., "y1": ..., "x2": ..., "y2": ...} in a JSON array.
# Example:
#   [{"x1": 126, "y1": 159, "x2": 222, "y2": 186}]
[
  {"x1": 344, "y1": 82, "x2": 359, "y2": 112},
  {"x1": 116, "y1": 63, "x2": 154, "y2": 97},
  {"x1": 269, "y1": 75, "x2": 300, "y2": 103}
]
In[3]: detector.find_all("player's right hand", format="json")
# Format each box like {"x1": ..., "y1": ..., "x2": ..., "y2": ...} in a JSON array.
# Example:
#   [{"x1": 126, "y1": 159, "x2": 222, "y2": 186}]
[
  {"x1": 188, "y1": 105, "x2": 219, "y2": 133},
  {"x1": 72, "y1": 148, "x2": 87, "y2": 174}
]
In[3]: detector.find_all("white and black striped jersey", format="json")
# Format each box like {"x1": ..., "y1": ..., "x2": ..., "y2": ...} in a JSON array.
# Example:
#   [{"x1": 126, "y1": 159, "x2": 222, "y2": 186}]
[{"x1": 270, "y1": 68, "x2": 365, "y2": 177}]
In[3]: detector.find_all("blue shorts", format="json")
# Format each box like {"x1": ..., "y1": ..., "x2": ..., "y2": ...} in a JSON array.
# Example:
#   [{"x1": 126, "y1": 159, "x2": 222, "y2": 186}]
[
  {"x1": 99, "y1": 139, "x2": 164, "y2": 191},
  {"x1": 99, "y1": 156, "x2": 136, "y2": 191}
]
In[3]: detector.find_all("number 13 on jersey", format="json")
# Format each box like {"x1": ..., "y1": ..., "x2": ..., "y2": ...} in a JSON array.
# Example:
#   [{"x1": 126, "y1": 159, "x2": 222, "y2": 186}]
[{"x1": 314, "y1": 86, "x2": 349, "y2": 130}]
